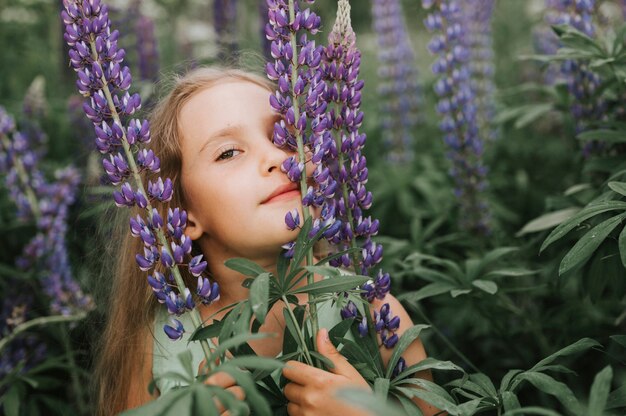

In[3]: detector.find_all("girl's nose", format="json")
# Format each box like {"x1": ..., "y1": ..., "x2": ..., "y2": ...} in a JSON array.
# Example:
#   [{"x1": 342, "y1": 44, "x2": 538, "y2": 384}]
[{"x1": 261, "y1": 135, "x2": 294, "y2": 175}]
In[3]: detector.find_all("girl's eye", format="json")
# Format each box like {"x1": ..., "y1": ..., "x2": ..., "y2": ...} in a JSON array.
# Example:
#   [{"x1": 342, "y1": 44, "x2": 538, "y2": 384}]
[{"x1": 216, "y1": 147, "x2": 241, "y2": 161}]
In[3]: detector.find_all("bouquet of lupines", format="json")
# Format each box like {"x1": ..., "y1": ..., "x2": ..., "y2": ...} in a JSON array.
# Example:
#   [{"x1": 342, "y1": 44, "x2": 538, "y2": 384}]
[{"x1": 62, "y1": 0, "x2": 459, "y2": 413}]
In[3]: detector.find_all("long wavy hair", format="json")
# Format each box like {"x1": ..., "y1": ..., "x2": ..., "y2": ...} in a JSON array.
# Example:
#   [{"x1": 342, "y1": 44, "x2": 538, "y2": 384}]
[{"x1": 93, "y1": 67, "x2": 274, "y2": 416}]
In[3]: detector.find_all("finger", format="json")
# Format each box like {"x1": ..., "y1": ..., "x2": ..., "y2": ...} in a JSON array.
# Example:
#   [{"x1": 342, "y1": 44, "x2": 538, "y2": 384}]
[
  {"x1": 316, "y1": 328, "x2": 360, "y2": 378},
  {"x1": 214, "y1": 386, "x2": 245, "y2": 414},
  {"x1": 283, "y1": 382, "x2": 306, "y2": 404},
  {"x1": 198, "y1": 355, "x2": 221, "y2": 375},
  {"x1": 282, "y1": 360, "x2": 328, "y2": 385},
  {"x1": 205, "y1": 371, "x2": 237, "y2": 388},
  {"x1": 286, "y1": 402, "x2": 302, "y2": 416}
]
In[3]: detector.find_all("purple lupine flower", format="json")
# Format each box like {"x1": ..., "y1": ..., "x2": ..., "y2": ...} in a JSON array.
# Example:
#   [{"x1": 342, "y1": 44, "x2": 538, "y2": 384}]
[
  {"x1": 135, "y1": 14, "x2": 159, "y2": 82},
  {"x1": 391, "y1": 356, "x2": 406, "y2": 378},
  {"x1": 265, "y1": 0, "x2": 326, "y2": 253},
  {"x1": 0, "y1": 103, "x2": 92, "y2": 316},
  {"x1": 371, "y1": 0, "x2": 421, "y2": 162},
  {"x1": 0, "y1": 291, "x2": 47, "y2": 385},
  {"x1": 462, "y1": 0, "x2": 497, "y2": 142},
  {"x1": 545, "y1": 0, "x2": 605, "y2": 143},
  {"x1": 214, "y1": 0, "x2": 238, "y2": 60},
  {"x1": 422, "y1": 0, "x2": 491, "y2": 235},
  {"x1": 61, "y1": 0, "x2": 218, "y2": 339},
  {"x1": 164, "y1": 318, "x2": 185, "y2": 341}
]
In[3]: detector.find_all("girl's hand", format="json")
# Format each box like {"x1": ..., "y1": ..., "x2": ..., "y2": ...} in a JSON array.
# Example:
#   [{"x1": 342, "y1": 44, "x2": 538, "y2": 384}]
[
  {"x1": 198, "y1": 361, "x2": 245, "y2": 415},
  {"x1": 282, "y1": 329, "x2": 372, "y2": 416}
]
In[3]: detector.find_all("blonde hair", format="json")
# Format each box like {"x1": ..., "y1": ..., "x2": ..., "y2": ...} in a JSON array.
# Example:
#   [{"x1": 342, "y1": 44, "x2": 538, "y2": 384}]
[{"x1": 93, "y1": 67, "x2": 274, "y2": 416}]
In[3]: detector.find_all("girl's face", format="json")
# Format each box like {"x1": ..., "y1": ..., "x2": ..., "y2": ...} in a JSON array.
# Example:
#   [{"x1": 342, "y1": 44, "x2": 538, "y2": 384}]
[{"x1": 179, "y1": 80, "x2": 302, "y2": 261}]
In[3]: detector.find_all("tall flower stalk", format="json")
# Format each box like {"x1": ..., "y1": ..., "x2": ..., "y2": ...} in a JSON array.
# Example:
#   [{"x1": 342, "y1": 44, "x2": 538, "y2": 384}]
[
  {"x1": 371, "y1": 0, "x2": 421, "y2": 162},
  {"x1": 135, "y1": 13, "x2": 159, "y2": 82},
  {"x1": 265, "y1": 0, "x2": 326, "y2": 346},
  {"x1": 61, "y1": 0, "x2": 218, "y2": 365},
  {"x1": 323, "y1": 0, "x2": 400, "y2": 351},
  {"x1": 546, "y1": 0, "x2": 604, "y2": 139},
  {"x1": 214, "y1": 0, "x2": 238, "y2": 60},
  {"x1": 422, "y1": 0, "x2": 491, "y2": 235},
  {"x1": 463, "y1": 0, "x2": 497, "y2": 142}
]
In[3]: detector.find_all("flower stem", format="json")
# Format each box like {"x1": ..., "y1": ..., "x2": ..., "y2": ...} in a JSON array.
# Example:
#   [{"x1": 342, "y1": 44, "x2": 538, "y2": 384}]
[
  {"x1": 0, "y1": 313, "x2": 86, "y2": 354},
  {"x1": 61, "y1": 327, "x2": 88, "y2": 415},
  {"x1": 87, "y1": 37, "x2": 215, "y2": 368},
  {"x1": 282, "y1": 295, "x2": 314, "y2": 366},
  {"x1": 288, "y1": 0, "x2": 318, "y2": 343}
]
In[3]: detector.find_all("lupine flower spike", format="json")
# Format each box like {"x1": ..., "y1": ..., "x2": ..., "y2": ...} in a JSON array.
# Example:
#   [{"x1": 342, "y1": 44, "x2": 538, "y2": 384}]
[
  {"x1": 422, "y1": 0, "x2": 491, "y2": 235},
  {"x1": 61, "y1": 0, "x2": 218, "y2": 357},
  {"x1": 0, "y1": 103, "x2": 92, "y2": 316},
  {"x1": 214, "y1": 0, "x2": 238, "y2": 60},
  {"x1": 371, "y1": 0, "x2": 421, "y2": 162},
  {"x1": 546, "y1": 0, "x2": 604, "y2": 150},
  {"x1": 323, "y1": 0, "x2": 400, "y2": 351}
]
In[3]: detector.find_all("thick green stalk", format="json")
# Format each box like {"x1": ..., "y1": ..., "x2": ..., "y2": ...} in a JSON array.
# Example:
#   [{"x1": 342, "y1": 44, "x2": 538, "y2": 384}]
[
  {"x1": 287, "y1": 0, "x2": 318, "y2": 340},
  {"x1": 87, "y1": 37, "x2": 215, "y2": 368}
]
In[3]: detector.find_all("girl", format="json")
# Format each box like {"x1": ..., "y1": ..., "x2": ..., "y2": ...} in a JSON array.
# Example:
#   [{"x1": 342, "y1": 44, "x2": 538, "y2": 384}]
[{"x1": 94, "y1": 67, "x2": 437, "y2": 416}]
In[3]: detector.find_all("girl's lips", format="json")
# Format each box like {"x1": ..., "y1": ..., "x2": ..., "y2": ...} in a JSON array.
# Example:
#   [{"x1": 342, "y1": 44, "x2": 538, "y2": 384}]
[{"x1": 263, "y1": 189, "x2": 301, "y2": 204}]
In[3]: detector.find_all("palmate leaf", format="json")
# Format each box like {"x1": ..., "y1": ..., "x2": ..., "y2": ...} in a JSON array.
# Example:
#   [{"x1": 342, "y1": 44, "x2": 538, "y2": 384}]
[
  {"x1": 558, "y1": 213, "x2": 626, "y2": 275},
  {"x1": 540, "y1": 201, "x2": 626, "y2": 252}
]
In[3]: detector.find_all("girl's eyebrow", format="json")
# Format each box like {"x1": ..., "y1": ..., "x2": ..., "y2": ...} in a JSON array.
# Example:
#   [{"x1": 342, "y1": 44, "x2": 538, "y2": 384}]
[{"x1": 199, "y1": 124, "x2": 245, "y2": 154}]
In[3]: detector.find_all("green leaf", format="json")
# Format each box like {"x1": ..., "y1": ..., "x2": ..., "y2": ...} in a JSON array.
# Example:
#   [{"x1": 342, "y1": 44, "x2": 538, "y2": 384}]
[
  {"x1": 289, "y1": 275, "x2": 370, "y2": 295},
  {"x1": 606, "y1": 384, "x2": 626, "y2": 409},
  {"x1": 2, "y1": 385, "x2": 20, "y2": 416},
  {"x1": 303, "y1": 265, "x2": 341, "y2": 277},
  {"x1": 530, "y1": 338, "x2": 601, "y2": 372},
  {"x1": 396, "y1": 384, "x2": 460, "y2": 414},
  {"x1": 558, "y1": 213, "x2": 626, "y2": 275},
  {"x1": 219, "y1": 364, "x2": 272, "y2": 415},
  {"x1": 540, "y1": 201, "x2": 626, "y2": 252},
  {"x1": 577, "y1": 129, "x2": 626, "y2": 143},
  {"x1": 472, "y1": 279, "x2": 498, "y2": 294},
  {"x1": 500, "y1": 369, "x2": 524, "y2": 392},
  {"x1": 588, "y1": 366, "x2": 613, "y2": 416},
  {"x1": 470, "y1": 373, "x2": 498, "y2": 397},
  {"x1": 484, "y1": 268, "x2": 538, "y2": 279},
  {"x1": 501, "y1": 391, "x2": 521, "y2": 411},
  {"x1": 249, "y1": 272, "x2": 270, "y2": 324},
  {"x1": 374, "y1": 378, "x2": 390, "y2": 400},
  {"x1": 189, "y1": 319, "x2": 223, "y2": 342},
  {"x1": 516, "y1": 208, "x2": 580, "y2": 236},
  {"x1": 502, "y1": 407, "x2": 562, "y2": 416},
  {"x1": 328, "y1": 318, "x2": 354, "y2": 343},
  {"x1": 224, "y1": 258, "x2": 266, "y2": 277},
  {"x1": 224, "y1": 356, "x2": 284, "y2": 372},
  {"x1": 393, "y1": 358, "x2": 464, "y2": 383},
  {"x1": 397, "y1": 282, "x2": 457, "y2": 303},
  {"x1": 609, "y1": 335, "x2": 626, "y2": 349},
  {"x1": 386, "y1": 324, "x2": 430, "y2": 379},
  {"x1": 618, "y1": 226, "x2": 626, "y2": 268},
  {"x1": 450, "y1": 289, "x2": 472, "y2": 297},
  {"x1": 335, "y1": 388, "x2": 407, "y2": 416},
  {"x1": 608, "y1": 181, "x2": 626, "y2": 197},
  {"x1": 515, "y1": 372, "x2": 582, "y2": 414}
]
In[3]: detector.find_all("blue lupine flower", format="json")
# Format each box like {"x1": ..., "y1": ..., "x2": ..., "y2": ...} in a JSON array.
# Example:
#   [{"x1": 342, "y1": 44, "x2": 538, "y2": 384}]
[
  {"x1": 422, "y1": 0, "x2": 491, "y2": 235},
  {"x1": 61, "y1": 0, "x2": 218, "y2": 339},
  {"x1": 164, "y1": 318, "x2": 185, "y2": 341},
  {"x1": 371, "y1": 0, "x2": 421, "y2": 162},
  {"x1": 214, "y1": 0, "x2": 238, "y2": 59}
]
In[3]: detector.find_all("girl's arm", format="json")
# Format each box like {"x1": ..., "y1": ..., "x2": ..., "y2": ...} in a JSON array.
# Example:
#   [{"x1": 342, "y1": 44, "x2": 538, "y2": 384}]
[{"x1": 372, "y1": 294, "x2": 440, "y2": 416}]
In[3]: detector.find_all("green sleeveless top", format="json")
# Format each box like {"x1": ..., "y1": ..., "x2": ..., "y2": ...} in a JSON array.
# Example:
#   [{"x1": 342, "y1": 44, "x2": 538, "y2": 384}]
[{"x1": 152, "y1": 298, "x2": 347, "y2": 395}]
